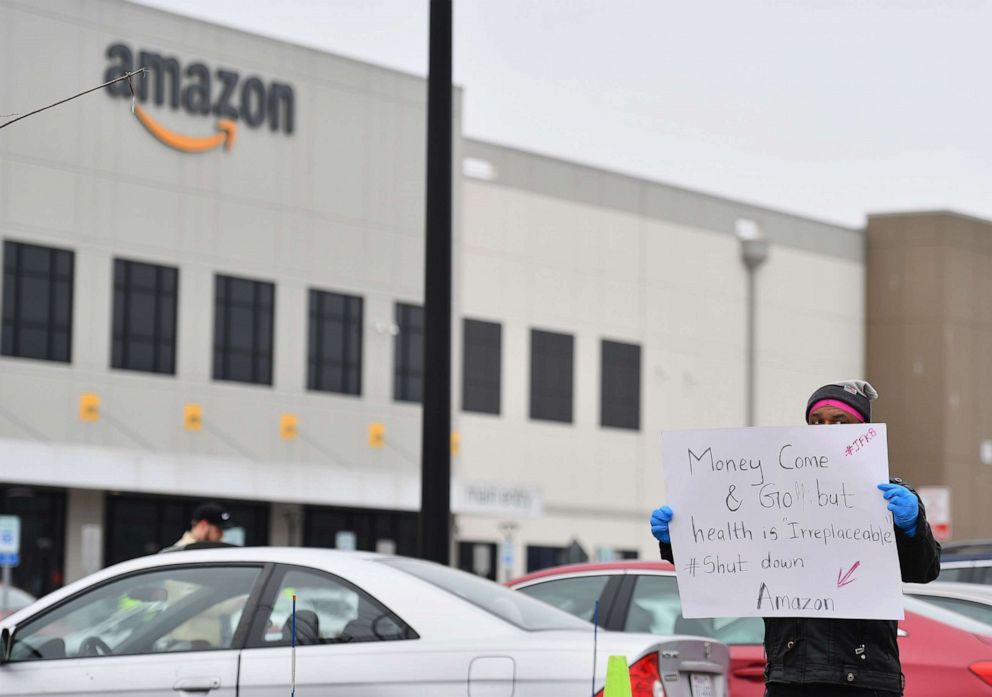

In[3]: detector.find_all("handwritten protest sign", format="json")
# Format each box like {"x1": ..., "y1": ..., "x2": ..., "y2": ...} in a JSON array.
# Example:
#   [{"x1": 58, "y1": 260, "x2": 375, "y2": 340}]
[{"x1": 662, "y1": 424, "x2": 904, "y2": 620}]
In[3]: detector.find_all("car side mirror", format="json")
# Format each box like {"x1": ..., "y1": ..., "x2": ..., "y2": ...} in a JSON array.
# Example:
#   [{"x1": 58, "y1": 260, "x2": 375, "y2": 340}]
[{"x1": 0, "y1": 627, "x2": 12, "y2": 665}]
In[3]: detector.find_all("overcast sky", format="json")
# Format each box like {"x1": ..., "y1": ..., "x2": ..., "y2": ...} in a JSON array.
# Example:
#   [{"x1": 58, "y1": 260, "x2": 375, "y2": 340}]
[{"x1": 135, "y1": 0, "x2": 991, "y2": 228}]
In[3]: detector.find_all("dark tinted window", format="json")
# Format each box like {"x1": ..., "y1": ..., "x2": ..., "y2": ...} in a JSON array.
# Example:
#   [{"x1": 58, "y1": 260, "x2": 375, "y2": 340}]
[
  {"x1": 393, "y1": 303, "x2": 423, "y2": 403},
  {"x1": 601, "y1": 340, "x2": 640, "y2": 430},
  {"x1": 2, "y1": 241, "x2": 73, "y2": 362},
  {"x1": 112, "y1": 259, "x2": 178, "y2": 374},
  {"x1": 938, "y1": 567, "x2": 971, "y2": 583},
  {"x1": 530, "y1": 329, "x2": 573, "y2": 423},
  {"x1": 979, "y1": 566, "x2": 992, "y2": 585},
  {"x1": 213, "y1": 275, "x2": 274, "y2": 385},
  {"x1": 462, "y1": 319, "x2": 501, "y2": 415},
  {"x1": 308, "y1": 290, "x2": 362, "y2": 395}
]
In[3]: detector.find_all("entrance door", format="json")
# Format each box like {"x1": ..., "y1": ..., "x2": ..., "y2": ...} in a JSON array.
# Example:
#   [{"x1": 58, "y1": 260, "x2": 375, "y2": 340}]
[
  {"x1": 104, "y1": 493, "x2": 269, "y2": 565},
  {"x1": 0, "y1": 486, "x2": 66, "y2": 596}
]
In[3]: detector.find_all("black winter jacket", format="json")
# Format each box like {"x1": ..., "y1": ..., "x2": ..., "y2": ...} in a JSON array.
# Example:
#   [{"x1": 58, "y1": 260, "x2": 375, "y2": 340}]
[{"x1": 659, "y1": 478, "x2": 940, "y2": 694}]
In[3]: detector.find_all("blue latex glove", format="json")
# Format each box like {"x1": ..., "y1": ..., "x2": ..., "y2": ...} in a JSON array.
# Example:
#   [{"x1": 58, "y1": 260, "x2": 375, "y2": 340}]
[
  {"x1": 650, "y1": 505, "x2": 674, "y2": 543},
  {"x1": 878, "y1": 483, "x2": 919, "y2": 536}
]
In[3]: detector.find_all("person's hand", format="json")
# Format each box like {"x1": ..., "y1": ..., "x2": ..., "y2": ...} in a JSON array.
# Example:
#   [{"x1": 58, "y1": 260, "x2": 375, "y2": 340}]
[
  {"x1": 878, "y1": 483, "x2": 919, "y2": 536},
  {"x1": 650, "y1": 505, "x2": 674, "y2": 543}
]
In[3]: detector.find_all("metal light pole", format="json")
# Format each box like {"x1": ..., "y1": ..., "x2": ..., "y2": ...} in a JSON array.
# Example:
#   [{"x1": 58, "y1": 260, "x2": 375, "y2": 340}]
[
  {"x1": 419, "y1": 0, "x2": 453, "y2": 565},
  {"x1": 736, "y1": 220, "x2": 769, "y2": 427}
]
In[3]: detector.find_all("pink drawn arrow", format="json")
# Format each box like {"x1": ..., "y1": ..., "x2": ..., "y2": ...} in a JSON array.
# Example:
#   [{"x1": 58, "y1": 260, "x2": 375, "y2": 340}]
[{"x1": 837, "y1": 561, "x2": 861, "y2": 588}]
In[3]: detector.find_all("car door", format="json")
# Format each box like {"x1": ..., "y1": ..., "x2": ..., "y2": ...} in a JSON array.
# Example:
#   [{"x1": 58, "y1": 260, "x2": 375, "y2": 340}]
[
  {"x1": 0, "y1": 563, "x2": 265, "y2": 697},
  {"x1": 237, "y1": 564, "x2": 448, "y2": 696}
]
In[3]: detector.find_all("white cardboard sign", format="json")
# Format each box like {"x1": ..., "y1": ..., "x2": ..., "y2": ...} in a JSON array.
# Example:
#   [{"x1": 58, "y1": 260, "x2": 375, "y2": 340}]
[{"x1": 662, "y1": 424, "x2": 904, "y2": 620}]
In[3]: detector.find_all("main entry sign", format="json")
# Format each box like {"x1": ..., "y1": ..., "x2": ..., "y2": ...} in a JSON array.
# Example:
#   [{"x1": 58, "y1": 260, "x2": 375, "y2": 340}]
[{"x1": 661, "y1": 424, "x2": 903, "y2": 620}]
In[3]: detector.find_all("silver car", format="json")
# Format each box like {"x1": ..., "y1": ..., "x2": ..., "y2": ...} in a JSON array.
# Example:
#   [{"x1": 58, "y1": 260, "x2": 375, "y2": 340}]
[
  {"x1": 903, "y1": 581, "x2": 992, "y2": 627},
  {"x1": 0, "y1": 547, "x2": 728, "y2": 696}
]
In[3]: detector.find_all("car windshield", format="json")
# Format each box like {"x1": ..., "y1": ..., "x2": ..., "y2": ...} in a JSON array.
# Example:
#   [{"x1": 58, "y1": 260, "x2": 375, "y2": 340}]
[
  {"x1": 904, "y1": 595, "x2": 992, "y2": 636},
  {"x1": 381, "y1": 558, "x2": 591, "y2": 631}
]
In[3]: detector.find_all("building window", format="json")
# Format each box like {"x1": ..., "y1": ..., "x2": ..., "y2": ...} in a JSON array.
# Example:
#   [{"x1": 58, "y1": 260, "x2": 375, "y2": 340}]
[
  {"x1": 308, "y1": 289, "x2": 362, "y2": 395},
  {"x1": 526, "y1": 542, "x2": 590, "y2": 572},
  {"x1": 530, "y1": 329, "x2": 573, "y2": 423},
  {"x1": 303, "y1": 505, "x2": 418, "y2": 557},
  {"x1": 601, "y1": 339, "x2": 641, "y2": 430},
  {"x1": 462, "y1": 319, "x2": 501, "y2": 415},
  {"x1": 213, "y1": 274, "x2": 274, "y2": 385},
  {"x1": 111, "y1": 259, "x2": 178, "y2": 375},
  {"x1": 393, "y1": 302, "x2": 423, "y2": 403},
  {"x1": 1, "y1": 241, "x2": 73, "y2": 363}
]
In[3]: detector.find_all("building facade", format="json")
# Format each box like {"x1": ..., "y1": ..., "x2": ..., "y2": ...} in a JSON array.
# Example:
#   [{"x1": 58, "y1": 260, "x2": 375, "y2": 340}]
[
  {"x1": 0, "y1": 0, "x2": 865, "y2": 597},
  {"x1": 867, "y1": 211, "x2": 992, "y2": 541}
]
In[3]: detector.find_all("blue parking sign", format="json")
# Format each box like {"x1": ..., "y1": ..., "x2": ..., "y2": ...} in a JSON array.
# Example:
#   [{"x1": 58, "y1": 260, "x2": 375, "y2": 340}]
[{"x1": 0, "y1": 515, "x2": 20, "y2": 563}]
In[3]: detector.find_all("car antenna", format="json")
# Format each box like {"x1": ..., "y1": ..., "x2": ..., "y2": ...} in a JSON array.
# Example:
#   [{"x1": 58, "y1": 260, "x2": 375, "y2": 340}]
[
  {"x1": 591, "y1": 598, "x2": 600, "y2": 697},
  {"x1": 291, "y1": 594, "x2": 297, "y2": 697}
]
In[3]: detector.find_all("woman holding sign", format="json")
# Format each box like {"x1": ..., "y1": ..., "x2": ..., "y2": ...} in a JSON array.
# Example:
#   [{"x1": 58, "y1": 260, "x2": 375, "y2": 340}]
[{"x1": 650, "y1": 380, "x2": 940, "y2": 697}]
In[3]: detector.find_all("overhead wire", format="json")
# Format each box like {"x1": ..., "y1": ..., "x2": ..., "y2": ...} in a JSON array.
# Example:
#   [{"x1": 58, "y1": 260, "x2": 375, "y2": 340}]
[{"x1": 0, "y1": 67, "x2": 146, "y2": 130}]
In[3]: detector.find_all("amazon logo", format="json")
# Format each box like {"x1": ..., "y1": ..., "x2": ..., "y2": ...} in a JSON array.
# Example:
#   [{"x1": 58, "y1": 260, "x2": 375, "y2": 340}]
[{"x1": 104, "y1": 43, "x2": 295, "y2": 153}]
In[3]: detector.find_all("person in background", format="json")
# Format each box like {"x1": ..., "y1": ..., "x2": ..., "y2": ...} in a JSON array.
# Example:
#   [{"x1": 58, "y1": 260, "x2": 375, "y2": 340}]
[
  {"x1": 650, "y1": 380, "x2": 940, "y2": 696},
  {"x1": 161, "y1": 502, "x2": 234, "y2": 552}
]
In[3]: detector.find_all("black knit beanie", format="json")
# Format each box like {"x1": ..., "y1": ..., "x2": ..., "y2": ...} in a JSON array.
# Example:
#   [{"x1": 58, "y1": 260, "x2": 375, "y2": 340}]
[{"x1": 805, "y1": 380, "x2": 879, "y2": 423}]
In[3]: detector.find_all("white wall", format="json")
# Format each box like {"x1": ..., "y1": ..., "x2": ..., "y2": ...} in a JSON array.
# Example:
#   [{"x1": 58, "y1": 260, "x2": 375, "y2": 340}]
[{"x1": 457, "y1": 180, "x2": 864, "y2": 577}]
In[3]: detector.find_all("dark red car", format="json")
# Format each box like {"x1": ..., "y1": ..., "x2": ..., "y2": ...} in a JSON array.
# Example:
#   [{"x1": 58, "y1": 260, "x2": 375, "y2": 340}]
[{"x1": 508, "y1": 560, "x2": 992, "y2": 697}]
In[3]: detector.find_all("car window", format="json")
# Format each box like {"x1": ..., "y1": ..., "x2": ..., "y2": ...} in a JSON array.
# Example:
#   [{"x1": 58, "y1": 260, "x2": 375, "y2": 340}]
[
  {"x1": 938, "y1": 567, "x2": 970, "y2": 583},
  {"x1": 979, "y1": 566, "x2": 992, "y2": 585},
  {"x1": 516, "y1": 576, "x2": 611, "y2": 622},
  {"x1": 909, "y1": 595, "x2": 992, "y2": 627},
  {"x1": 626, "y1": 575, "x2": 764, "y2": 645},
  {"x1": 9, "y1": 565, "x2": 260, "y2": 662},
  {"x1": 904, "y1": 596, "x2": 992, "y2": 636},
  {"x1": 249, "y1": 568, "x2": 416, "y2": 647},
  {"x1": 383, "y1": 557, "x2": 590, "y2": 631}
]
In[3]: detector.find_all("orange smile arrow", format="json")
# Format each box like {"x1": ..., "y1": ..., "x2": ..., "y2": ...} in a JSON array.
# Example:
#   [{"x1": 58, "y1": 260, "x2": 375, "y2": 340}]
[{"x1": 133, "y1": 104, "x2": 237, "y2": 153}]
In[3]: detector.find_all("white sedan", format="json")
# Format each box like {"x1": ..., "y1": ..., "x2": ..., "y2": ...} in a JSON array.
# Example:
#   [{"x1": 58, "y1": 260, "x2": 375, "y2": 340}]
[{"x1": 0, "y1": 547, "x2": 728, "y2": 696}]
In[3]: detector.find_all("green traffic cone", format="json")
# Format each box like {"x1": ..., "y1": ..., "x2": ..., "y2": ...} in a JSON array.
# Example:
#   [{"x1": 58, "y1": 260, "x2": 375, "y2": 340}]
[{"x1": 604, "y1": 655, "x2": 632, "y2": 697}]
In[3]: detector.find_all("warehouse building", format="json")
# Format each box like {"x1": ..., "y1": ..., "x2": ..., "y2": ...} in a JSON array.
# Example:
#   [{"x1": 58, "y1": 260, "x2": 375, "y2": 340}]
[{"x1": 0, "y1": 0, "x2": 865, "y2": 596}]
